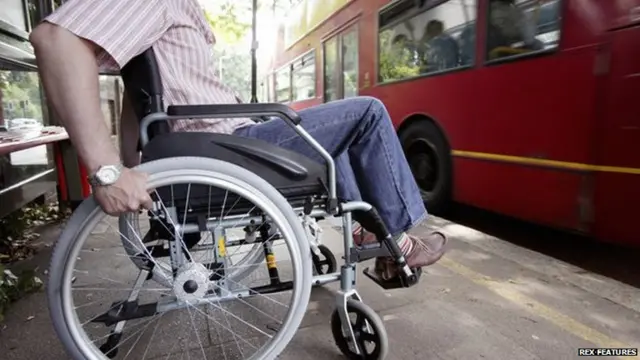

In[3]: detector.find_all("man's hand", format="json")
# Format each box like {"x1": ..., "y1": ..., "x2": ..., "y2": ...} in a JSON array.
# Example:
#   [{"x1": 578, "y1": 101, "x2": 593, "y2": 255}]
[{"x1": 93, "y1": 168, "x2": 153, "y2": 216}]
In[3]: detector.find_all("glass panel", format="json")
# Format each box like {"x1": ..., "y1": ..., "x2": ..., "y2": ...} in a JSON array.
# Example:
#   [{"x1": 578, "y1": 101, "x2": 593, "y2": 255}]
[
  {"x1": 258, "y1": 78, "x2": 266, "y2": 103},
  {"x1": 99, "y1": 75, "x2": 121, "y2": 136},
  {"x1": 1, "y1": 70, "x2": 43, "y2": 124},
  {"x1": 0, "y1": 0, "x2": 28, "y2": 32},
  {"x1": 267, "y1": 74, "x2": 274, "y2": 102},
  {"x1": 486, "y1": 0, "x2": 561, "y2": 61},
  {"x1": 378, "y1": 0, "x2": 478, "y2": 83},
  {"x1": 275, "y1": 66, "x2": 291, "y2": 103},
  {"x1": 291, "y1": 52, "x2": 316, "y2": 102},
  {"x1": 323, "y1": 37, "x2": 339, "y2": 102},
  {"x1": 341, "y1": 27, "x2": 358, "y2": 99},
  {"x1": 26, "y1": 0, "x2": 41, "y2": 30},
  {"x1": 24, "y1": 0, "x2": 57, "y2": 31},
  {"x1": 0, "y1": 67, "x2": 52, "y2": 192}
]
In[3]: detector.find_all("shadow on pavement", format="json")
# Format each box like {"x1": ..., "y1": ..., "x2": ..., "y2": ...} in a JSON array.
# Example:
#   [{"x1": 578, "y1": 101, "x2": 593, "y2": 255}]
[{"x1": 443, "y1": 204, "x2": 640, "y2": 289}]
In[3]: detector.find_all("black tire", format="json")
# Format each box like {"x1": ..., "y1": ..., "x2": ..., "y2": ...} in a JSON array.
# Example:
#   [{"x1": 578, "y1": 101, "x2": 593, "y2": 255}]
[
  {"x1": 331, "y1": 299, "x2": 389, "y2": 360},
  {"x1": 312, "y1": 244, "x2": 337, "y2": 275},
  {"x1": 399, "y1": 120, "x2": 452, "y2": 214}
]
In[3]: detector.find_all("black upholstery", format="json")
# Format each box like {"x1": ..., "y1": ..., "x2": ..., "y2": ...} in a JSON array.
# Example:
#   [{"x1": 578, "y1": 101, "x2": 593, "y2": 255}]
[
  {"x1": 141, "y1": 132, "x2": 327, "y2": 215},
  {"x1": 120, "y1": 48, "x2": 328, "y2": 211},
  {"x1": 120, "y1": 49, "x2": 170, "y2": 141}
]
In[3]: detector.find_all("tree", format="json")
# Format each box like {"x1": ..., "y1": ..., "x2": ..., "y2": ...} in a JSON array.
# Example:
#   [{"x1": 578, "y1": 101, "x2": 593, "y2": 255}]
[
  {"x1": 0, "y1": 70, "x2": 43, "y2": 122},
  {"x1": 201, "y1": 0, "x2": 298, "y2": 101},
  {"x1": 203, "y1": 1, "x2": 252, "y2": 45}
]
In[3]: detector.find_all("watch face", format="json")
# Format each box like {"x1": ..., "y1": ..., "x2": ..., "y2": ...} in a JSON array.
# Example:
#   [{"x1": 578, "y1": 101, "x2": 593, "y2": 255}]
[{"x1": 97, "y1": 166, "x2": 120, "y2": 185}]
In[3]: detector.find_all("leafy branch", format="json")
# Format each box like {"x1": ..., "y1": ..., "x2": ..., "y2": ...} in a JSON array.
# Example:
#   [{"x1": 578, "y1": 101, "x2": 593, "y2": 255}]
[
  {"x1": 0, "y1": 266, "x2": 43, "y2": 322},
  {"x1": 0, "y1": 202, "x2": 70, "y2": 322}
]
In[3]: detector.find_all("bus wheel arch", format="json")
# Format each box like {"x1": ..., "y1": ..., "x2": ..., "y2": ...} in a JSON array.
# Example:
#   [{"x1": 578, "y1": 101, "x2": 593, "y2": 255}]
[{"x1": 397, "y1": 115, "x2": 453, "y2": 214}]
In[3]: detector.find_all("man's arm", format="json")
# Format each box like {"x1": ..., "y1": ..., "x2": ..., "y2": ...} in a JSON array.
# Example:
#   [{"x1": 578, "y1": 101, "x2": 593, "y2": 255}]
[
  {"x1": 30, "y1": 23, "x2": 119, "y2": 174},
  {"x1": 119, "y1": 91, "x2": 141, "y2": 168},
  {"x1": 30, "y1": 0, "x2": 169, "y2": 175}
]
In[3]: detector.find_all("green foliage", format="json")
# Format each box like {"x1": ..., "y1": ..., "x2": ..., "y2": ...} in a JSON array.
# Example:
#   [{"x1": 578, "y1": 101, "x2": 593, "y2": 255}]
[
  {"x1": 0, "y1": 265, "x2": 43, "y2": 322},
  {"x1": 201, "y1": 0, "x2": 297, "y2": 100},
  {"x1": 0, "y1": 202, "x2": 69, "y2": 261},
  {"x1": 378, "y1": 53, "x2": 420, "y2": 82},
  {"x1": 377, "y1": 30, "x2": 420, "y2": 83},
  {"x1": 0, "y1": 201, "x2": 68, "y2": 322},
  {"x1": 214, "y1": 46, "x2": 252, "y2": 101},
  {"x1": 0, "y1": 70, "x2": 43, "y2": 122},
  {"x1": 203, "y1": 1, "x2": 252, "y2": 45}
]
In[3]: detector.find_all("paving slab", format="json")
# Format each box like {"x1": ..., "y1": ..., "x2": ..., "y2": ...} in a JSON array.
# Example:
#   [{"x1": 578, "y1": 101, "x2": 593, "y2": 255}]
[{"x1": 0, "y1": 216, "x2": 638, "y2": 360}]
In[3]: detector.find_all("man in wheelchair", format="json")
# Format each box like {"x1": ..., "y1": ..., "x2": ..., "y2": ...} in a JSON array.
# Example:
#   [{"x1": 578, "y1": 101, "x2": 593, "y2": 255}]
[{"x1": 30, "y1": 0, "x2": 446, "y2": 284}]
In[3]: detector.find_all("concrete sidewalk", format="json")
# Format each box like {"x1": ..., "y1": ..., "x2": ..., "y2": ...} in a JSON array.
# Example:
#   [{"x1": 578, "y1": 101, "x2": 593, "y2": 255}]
[{"x1": 0, "y1": 216, "x2": 638, "y2": 360}]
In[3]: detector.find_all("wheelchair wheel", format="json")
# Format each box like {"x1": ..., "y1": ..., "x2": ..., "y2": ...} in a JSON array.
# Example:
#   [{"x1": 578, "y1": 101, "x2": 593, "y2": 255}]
[
  {"x1": 331, "y1": 299, "x2": 389, "y2": 360},
  {"x1": 47, "y1": 156, "x2": 313, "y2": 360}
]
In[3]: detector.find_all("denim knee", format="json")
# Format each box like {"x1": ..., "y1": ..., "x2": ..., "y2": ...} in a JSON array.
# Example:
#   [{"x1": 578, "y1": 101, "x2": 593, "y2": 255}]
[
  {"x1": 343, "y1": 96, "x2": 389, "y2": 124},
  {"x1": 352, "y1": 96, "x2": 385, "y2": 111},
  {"x1": 364, "y1": 96, "x2": 394, "y2": 130}
]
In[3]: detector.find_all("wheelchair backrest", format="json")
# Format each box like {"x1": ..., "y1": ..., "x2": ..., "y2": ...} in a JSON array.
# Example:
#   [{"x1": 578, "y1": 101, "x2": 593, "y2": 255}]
[{"x1": 120, "y1": 47, "x2": 170, "y2": 143}]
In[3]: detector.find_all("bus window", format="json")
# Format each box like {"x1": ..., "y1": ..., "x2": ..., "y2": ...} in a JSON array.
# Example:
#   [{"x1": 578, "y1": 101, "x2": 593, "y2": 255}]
[
  {"x1": 342, "y1": 27, "x2": 358, "y2": 99},
  {"x1": 275, "y1": 65, "x2": 291, "y2": 103},
  {"x1": 268, "y1": 73, "x2": 275, "y2": 102},
  {"x1": 486, "y1": 0, "x2": 561, "y2": 61},
  {"x1": 323, "y1": 37, "x2": 339, "y2": 102},
  {"x1": 261, "y1": 73, "x2": 274, "y2": 102},
  {"x1": 323, "y1": 25, "x2": 359, "y2": 102},
  {"x1": 291, "y1": 51, "x2": 316, "y2": 102},
  {"x1": 378, "y1": 0, "x2": 478, "y2": 83}
]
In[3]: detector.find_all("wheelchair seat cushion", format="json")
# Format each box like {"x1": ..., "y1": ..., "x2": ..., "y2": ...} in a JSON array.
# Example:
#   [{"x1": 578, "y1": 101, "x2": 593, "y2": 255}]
[{"x1": 140, "y1": 132, "x2": 328, "y2": 214}]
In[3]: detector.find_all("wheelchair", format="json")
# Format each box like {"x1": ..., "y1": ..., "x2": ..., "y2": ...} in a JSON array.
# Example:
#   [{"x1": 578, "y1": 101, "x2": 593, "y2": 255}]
[{"x1": 46, "y1": 48, "x2": 422, "y2": 360}]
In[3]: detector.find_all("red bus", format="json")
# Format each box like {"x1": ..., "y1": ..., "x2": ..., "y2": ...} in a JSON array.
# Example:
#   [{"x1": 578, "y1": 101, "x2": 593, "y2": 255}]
[{"x1": 260, "y1": 0, "x2": 640, "y2": 246}]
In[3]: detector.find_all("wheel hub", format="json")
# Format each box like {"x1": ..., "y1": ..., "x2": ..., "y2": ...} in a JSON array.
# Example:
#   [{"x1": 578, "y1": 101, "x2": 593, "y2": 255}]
[
  {"x1": 410, "y1": 153, "x2": 433, "y2": 180},
  {"x1": 173, "y1": 262, "x2": 211, "y2": 303},
  {"x1": 183, "y1": 280, "x2": 199, "y2": 294},
  {"x1": 407, "y1": 139, "x2": 438, "y2": 193}
]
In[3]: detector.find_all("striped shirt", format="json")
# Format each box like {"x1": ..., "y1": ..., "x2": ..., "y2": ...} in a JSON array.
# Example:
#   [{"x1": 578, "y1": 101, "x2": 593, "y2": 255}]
[{"x1": 45, "y1": 0, "x2": 254, "y2": 134}]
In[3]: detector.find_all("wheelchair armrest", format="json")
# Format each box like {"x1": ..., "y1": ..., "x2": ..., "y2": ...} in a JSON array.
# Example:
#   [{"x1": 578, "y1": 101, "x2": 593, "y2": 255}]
[{"x1": 167, "y1": 103, "x2": 302, "y2": 126}]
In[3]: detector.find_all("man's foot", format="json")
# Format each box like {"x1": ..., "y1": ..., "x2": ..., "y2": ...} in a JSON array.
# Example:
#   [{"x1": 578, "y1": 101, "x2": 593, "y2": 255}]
[
  {"x1": 352, "y1": 225, "x2": 377, "y2": 246},
  {"x1": 352, "y1": 226, "x2": 447, "y2": 281},
  {"x1": 375, "y1": 232, "x2": 447, "y2": 280}
]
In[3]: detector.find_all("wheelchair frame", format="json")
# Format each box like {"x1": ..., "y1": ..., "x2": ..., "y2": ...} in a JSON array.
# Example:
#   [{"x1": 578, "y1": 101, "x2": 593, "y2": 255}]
[
  {"x1": 122, "y1": 48, "x2": 421, "y2": 288},
  {"x1": 47, "y1": 47, "x2": 424, "y2": 360}
]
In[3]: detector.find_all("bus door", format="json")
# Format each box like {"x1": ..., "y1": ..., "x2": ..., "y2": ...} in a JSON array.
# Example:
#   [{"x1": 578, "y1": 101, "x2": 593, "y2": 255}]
[
  {"x1": 322, "y1": 24, "x2": 359, "y2": 102},
  {"x1": 478, "y1": 0, "x2": 600, "y2": 230},
  {"x1": 591, "y1": 18, "x2": 640, "y2": 244}
]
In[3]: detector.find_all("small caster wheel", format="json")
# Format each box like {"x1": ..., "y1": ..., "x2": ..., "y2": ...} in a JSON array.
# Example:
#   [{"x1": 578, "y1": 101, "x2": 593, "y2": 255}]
[
  {"x1": 99, "y1": 341, "x2": 119, "y2": 359},
  {"x1": 99, "y1": 331, "x2": 122, "y2": 358},
  {"x1": 331, "y1": 299, "x2": 388, "y2": 359},
  {"x1": 312, "y1": 244, "x2": 337, "y2": 275}
]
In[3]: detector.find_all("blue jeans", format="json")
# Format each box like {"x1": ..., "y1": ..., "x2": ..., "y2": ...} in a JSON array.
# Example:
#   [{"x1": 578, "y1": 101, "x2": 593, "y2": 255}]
[{"x1": 232, "y1": 96, "x2": 427, "y2": 235}]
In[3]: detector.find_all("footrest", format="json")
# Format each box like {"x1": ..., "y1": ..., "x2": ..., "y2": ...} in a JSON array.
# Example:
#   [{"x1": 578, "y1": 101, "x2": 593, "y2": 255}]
[{"x1": 362, "y1": 267, "x2": 422, "y2": 290}]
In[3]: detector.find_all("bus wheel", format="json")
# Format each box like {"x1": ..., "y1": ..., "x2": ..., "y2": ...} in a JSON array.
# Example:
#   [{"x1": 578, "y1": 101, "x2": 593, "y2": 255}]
[{"x1": 399, "y1": 120, "x2": 452, "y2": 214}]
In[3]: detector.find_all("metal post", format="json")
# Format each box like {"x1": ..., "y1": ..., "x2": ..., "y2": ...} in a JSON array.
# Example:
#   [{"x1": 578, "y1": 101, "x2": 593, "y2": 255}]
[{"x1": 250, "y1": 0, "x2": 258, "y2": 103}]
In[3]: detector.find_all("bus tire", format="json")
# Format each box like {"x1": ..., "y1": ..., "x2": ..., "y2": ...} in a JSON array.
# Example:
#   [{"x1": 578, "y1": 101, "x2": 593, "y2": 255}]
[{"x1": 399, "y1": 120, "x2": 452, "y2": 214}]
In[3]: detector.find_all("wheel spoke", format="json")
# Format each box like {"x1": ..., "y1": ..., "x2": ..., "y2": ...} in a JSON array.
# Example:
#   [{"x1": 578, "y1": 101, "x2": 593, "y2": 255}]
[{"x1": 360, "y1": 331, "x2": 378, "y2": 343}]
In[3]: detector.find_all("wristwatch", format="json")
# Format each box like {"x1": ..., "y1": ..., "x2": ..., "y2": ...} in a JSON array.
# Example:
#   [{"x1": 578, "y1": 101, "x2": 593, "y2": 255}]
[{"x1": 88, "y1": 164, "x2": 124, "y2": 187}]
